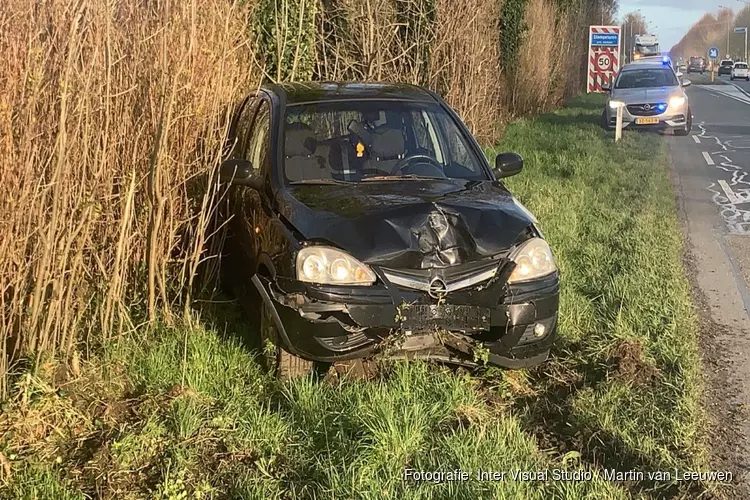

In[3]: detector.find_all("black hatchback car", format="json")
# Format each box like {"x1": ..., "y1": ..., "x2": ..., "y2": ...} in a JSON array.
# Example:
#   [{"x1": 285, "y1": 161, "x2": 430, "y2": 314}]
[
  {"x1": 219, "y1": 82, "x2": 559, "y2": 379},
  {"x1": 718, "y1": 59, "x2": 734, "y2": 76}
]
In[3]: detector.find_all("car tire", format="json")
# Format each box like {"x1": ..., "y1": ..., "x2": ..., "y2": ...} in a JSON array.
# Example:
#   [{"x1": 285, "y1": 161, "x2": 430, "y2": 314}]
[
  {"x1": 600, "y1": 110, "x2": 613, "y2": 131},
  {"x1": 674, "y1": 109, "x2": 692, "y2": 136},
  {"x1": 260, "y1": 298, "x2": 313, "y2": 380}
]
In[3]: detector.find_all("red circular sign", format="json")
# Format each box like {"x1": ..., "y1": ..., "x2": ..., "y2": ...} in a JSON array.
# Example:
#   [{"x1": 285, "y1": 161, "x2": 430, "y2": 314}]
[{"x1": 596, "y1": 52, "x2": 613, "y2": 72}]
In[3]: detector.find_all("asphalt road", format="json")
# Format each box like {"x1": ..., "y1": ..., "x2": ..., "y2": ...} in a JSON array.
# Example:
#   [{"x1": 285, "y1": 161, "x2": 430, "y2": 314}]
[{"x1": 668, "y1": 80, "x2": 750, "y2": 493}]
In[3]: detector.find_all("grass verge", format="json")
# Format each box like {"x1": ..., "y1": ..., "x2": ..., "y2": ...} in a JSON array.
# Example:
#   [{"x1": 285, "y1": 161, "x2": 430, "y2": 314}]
[{"x1": 1, "y1": 94, "x2": 713, "y2": 499}]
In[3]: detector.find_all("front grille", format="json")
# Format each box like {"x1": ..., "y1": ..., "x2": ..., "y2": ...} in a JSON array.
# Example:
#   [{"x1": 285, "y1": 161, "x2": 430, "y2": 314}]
[
  {"x1": 626, "y1": 103, "x2": 666, "y2": 116},
  {"x1": 380, "y1": 259, "x2": 503, "y2": 294}
]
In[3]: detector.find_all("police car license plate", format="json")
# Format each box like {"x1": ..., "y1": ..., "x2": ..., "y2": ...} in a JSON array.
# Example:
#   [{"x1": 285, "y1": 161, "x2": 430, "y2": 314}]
[{"x1": 635, "y1": 117, "x2": 659, "y2": 125}]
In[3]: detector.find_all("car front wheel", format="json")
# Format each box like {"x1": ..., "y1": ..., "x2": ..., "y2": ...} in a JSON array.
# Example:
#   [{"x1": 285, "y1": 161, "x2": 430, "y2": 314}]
[
  {"x1": 674, "y1": 109, "x2": 692, "y2": 136},
  {"x1": 260, "y1": 299, "x2": 313, "y2": 380}
]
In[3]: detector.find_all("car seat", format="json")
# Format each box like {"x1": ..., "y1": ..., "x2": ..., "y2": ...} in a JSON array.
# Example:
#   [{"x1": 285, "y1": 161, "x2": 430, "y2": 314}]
[
  {"x1": 362, "y1": 124, "x2": 406, "y2": 174},
  {"x1": 284, "y1": 122, "x2": 332, "y2": 181}
]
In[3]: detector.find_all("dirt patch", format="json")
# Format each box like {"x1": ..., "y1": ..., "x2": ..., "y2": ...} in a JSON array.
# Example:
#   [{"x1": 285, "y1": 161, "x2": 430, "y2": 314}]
[{"x1": 609, "y1": 339, "x2": 660, "y2": 386}]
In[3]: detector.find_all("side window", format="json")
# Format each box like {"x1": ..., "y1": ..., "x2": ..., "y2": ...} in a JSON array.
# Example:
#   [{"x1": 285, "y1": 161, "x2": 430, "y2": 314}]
[
  {"x1": 246, "y1": 101, "x2": 271, "y2": 174},
  {"x1": 230, "y1": 96, "x2": 257, "y2": 159}
]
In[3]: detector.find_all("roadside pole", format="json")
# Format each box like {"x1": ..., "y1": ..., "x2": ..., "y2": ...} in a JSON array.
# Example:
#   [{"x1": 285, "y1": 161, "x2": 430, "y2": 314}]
[
  {"x1": 733, "y1": 27, "x2": 748, "y2": 62},
  {"x1": 615, "y1": 103, "x2": 623, "y2": 142},
  {"x1": 709, "y1": 46, "x2": 720, "y2": 82}
]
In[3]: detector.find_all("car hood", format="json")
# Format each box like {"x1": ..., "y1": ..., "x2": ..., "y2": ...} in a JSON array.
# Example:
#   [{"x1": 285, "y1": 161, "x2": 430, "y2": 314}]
[
  {"x1": 611, "y1": 87, "x2": 678, "y2": 103},
  {"x1": 276, "y1": 179, "x2": 536, "y2": 269}
]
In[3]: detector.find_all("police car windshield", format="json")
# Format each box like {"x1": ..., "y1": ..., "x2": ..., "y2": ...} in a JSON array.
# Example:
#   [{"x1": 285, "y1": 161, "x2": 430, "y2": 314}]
[{"x1": 615, "y1": 68, "x2": 678, "y2": 89}]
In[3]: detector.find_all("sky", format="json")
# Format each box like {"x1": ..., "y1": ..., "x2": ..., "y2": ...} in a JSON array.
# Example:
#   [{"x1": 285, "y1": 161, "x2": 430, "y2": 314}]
[{"x1": 618, "y1": 0, "x2": 745, "y2": 49}]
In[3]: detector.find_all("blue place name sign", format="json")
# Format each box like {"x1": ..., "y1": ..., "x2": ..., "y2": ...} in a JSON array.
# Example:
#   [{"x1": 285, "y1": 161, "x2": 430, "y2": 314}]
[{"x1": 591, "y1": 33, "x2": 619, "y2": 46}]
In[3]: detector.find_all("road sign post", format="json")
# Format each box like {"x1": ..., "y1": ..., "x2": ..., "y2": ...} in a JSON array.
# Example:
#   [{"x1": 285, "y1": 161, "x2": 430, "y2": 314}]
[
  {"x1": 735, "y1": 28, "x2": 748, "y2": 62},
  {"x1": 709, "y1": 46, "x2": 719, "y2": 82},
  {"x1": 587, "y1": 26, "x2": 621, "y2": 93}
]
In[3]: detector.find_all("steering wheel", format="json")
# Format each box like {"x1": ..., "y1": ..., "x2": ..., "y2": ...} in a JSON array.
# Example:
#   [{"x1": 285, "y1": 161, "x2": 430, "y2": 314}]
[{"x1": 390, "y1": 154, "x2": 446, "y2": 177}]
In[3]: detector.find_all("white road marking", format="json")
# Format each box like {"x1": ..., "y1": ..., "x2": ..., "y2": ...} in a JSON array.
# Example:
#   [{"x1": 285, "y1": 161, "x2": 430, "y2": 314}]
[
  {"x1": 693, "y1": 135, "x2": 701, "y2": 144},
  {"x1": 699, "y1": 85, "x2": 750, "y2": 106},
  {"x1": 718, "y1": 180, "x2": 746, "y2": 204},
  {"x1": 703, "y1": 151, "x2": 715, "y2": 165}
]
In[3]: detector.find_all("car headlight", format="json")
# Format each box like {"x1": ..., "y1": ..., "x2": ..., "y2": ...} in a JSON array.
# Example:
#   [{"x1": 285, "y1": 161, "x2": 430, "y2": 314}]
[
  {"x1": 296, "y1": 246, "x2": 376, "y2": 285},
  {"x1": 669, "y1": 96, "x2": 685, "y2": 108},
  {"x1": 507, "y1": 238, "x2": 557, "y2": 284},
  {"x1": 608, "y1": 100, "x2": 624, "y2": 109}
]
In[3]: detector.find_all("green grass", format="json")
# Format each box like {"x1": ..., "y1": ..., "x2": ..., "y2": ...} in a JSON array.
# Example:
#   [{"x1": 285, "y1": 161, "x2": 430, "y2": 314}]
[{"x1": 2, "y1": 94, "x2": 713, "y2": 499}]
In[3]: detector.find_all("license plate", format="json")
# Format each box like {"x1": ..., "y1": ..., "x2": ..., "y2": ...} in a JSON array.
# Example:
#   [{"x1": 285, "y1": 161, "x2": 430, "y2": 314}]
[
  {"x1": 635, "y1": 117, "x2": 659, "y2": 125},
  {"x1": 401, "y1": 304, "x2": 490, "y2": 331}
]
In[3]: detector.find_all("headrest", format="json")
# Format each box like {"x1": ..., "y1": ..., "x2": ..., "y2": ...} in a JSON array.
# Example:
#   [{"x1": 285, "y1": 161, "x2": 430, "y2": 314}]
[
  {"x1": 285, "y1": 122, "x2": 317, "y2": 157},
  {"x1": 368, "y1": 125, "x2": 405, "y2": 159}
]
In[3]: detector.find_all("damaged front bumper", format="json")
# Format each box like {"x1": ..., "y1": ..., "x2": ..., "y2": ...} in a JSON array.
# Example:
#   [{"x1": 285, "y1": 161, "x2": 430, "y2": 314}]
[{"x1": 252, "y1": 266, "x2": 559, "y2": 369}]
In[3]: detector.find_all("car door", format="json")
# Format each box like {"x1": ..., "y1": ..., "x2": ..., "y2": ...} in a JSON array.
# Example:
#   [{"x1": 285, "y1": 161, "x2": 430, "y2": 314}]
[{"x1": 234, "y1": 97, "x2": 273, "y2": 273}]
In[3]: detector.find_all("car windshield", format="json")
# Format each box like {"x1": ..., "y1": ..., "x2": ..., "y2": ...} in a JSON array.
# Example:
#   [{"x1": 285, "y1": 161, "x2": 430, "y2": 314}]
[
  {"x1": 615, "y1": 68, "x2": 679, "y2": 89},
  {"x1": 282, "y1": 101, "x2": 487, "y2": 183}
]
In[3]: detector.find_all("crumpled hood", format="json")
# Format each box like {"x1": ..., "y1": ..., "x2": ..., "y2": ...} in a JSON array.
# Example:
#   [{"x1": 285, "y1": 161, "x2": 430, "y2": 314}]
[{"x1": 276, "y1": 179, "x2": 536, "y2": 269}]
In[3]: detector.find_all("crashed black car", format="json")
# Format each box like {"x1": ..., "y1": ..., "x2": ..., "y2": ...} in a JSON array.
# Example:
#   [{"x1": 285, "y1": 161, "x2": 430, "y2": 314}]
[{"x1": 219, "y1": 82, "x2": 559, "y2": 379}]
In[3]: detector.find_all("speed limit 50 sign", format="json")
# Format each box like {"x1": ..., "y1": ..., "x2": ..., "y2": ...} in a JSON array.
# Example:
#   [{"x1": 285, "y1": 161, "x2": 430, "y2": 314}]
[
  {"x1": 596, "y1": 52, "x2": 613, "y2": 72},
  {"x1": 588, "y1": 26, "x2": 621, "y2": 93}
]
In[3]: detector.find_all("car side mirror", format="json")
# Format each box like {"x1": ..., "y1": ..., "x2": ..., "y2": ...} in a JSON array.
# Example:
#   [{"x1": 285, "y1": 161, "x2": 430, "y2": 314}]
[
  {"x1": 676, "y1": 71, "x2": 683, "y2": 78},
  {"x1": 682, "y1": 79, "x2": 692, "y2": 88},
  {"x1": 601, "y1": 83, "x2": 611, "y2": 92},
  {"x1": 219, "y1": 158, "x2": 261, "y2": 189},
  {"x1": 494, "y1": 152, "x2": 523, "y2": 178}
]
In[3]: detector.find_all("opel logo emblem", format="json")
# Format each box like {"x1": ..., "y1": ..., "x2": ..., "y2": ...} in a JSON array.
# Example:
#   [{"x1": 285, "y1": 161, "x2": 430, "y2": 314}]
[
  {"x1": 643, "y1": 104, "x2": 651, "y2": 111},
  {"x1": 428, "y1": 278, "x2": 447, "y2": 299}
]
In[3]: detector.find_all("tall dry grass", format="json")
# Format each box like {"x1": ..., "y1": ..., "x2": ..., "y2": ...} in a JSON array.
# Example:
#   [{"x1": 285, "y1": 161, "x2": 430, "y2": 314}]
[
  {"x1": 428, "y1": 0, "x2": 502, "y2": 143},
  {"x1": 0, "y1": 0, "x2": 258, "y2": 395}
]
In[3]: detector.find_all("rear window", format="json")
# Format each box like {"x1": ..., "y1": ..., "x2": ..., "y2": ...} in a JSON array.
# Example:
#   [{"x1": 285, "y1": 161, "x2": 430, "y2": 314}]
[
  {"x1": 736, "y1": 63, "x2": 748, "y2": 69},
  {"x1": 721, "y1": 61, "x2": 734, "y2": 66}
]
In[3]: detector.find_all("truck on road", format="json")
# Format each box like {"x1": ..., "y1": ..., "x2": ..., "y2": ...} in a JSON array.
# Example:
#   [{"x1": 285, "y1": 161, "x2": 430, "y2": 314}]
[{"x1": 632, "y1": 34, "x2": 660, "y2": 61}]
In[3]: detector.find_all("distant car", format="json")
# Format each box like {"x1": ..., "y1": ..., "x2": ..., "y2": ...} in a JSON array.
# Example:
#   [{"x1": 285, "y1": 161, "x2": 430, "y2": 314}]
[
  {"x1": 219, "y1": 82, "x2": 560, "y2": 379},
  {"x1": 719, "y1": 59, "x2": 734, "y2": 76},
  {"x1": 731, "y1": 62, "x2": 749, "y2": 81},
  {"x1": 687, "y1": 56, "x2": 705, "y2": 74},
  {"x1": 602, "y1": 61, "x2": 692, "y2": 136}
]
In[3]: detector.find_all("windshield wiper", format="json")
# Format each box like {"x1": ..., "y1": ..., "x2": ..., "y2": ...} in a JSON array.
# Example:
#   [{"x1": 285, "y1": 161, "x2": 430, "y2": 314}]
[
  {"x1": 288, "y1": 179, "x2": 354, "y2": 185},
  {"x1": 361, "y1": 174, "x2": 444, "y2": 181}
]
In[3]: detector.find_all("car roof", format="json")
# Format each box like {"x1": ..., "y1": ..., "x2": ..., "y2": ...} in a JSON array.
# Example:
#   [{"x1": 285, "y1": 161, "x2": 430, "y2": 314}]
[{"x1": 261, "y1": 82, "x2": 439, "y2": 105}]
